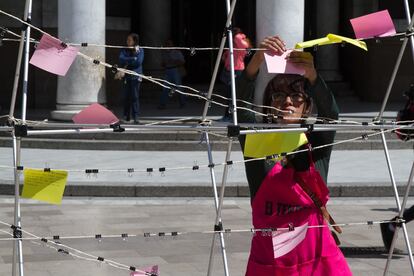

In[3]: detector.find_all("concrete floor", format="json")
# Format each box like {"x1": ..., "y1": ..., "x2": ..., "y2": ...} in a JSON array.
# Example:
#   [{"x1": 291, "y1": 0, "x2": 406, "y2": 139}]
[{"x1": 0, "y1": 197, "x2": 413, "y2": 275}]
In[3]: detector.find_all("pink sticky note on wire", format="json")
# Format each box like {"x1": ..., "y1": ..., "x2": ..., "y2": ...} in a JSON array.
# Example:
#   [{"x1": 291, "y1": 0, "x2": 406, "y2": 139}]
[
  {"x1": 350, "y1": 10, "x2": 396, "y2": 39},
  {"x1": 72, "y1": 103, "x2": 119, "y2": 125},
  {"x1": 29, "y1": 34, "x2": 79, "y2": 76},
  {"x1": 130, "y1": 265, "x2": 159, "y2": 276},
  {"x1": 264, "y1": 50, "x2": 305, "y2": 75},
  {"x1": 272, "y1": 223, "x2": 308, "y2": 259}
]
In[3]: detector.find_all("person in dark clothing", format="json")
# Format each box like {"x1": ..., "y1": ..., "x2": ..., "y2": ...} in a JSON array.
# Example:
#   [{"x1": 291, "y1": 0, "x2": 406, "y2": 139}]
[
  {"x1": 119, "y1": 33, "x2": 144, "y2": 124},
  {"x1": 239, "y1": 35, "x2": 351, "y2": 275}
]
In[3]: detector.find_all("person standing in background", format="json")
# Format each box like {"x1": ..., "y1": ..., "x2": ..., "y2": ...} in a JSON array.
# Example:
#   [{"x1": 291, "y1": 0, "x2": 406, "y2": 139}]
[
  {"x1": 119, "y1": 33, "x2": 144, "y2": 124},
  {"x1": 220, "y1": 27, "x2": 251, "y2": 121},
  {"x1": 158, "y1": 39, "x2": 186, "y2": 110}
]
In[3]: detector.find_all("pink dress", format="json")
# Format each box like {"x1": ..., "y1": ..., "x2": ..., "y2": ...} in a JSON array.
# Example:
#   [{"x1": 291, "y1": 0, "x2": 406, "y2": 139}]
[{"x1": 245, "y1": 161, "x2": 352, "y2": 276}]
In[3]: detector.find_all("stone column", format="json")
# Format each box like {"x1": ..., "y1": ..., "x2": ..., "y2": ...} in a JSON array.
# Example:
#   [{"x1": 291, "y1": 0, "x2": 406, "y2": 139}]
[
  {"x1": 255, "y1": 0, "x2": 305, "y2": 107},
  {"x1": 315, "y1": 0, "x2": 342, "y2": 81},
  {"x1": 140, "y1": 0, "x2": 171, "y2": 77},
  {"x1": 52, "y1": 0, "x2": 106, "y2": 121}
]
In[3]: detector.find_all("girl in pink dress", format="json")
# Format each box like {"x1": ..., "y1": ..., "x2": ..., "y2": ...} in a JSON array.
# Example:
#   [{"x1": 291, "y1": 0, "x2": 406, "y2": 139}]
[{"x1": 237, "y1": 35, "x2": 352, "y2": 275}]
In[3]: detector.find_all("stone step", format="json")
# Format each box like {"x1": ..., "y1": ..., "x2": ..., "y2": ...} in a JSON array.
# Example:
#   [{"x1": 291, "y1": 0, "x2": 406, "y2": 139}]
[{"x1": 0, "y1": 137, "x2": 411, "y2": 151}]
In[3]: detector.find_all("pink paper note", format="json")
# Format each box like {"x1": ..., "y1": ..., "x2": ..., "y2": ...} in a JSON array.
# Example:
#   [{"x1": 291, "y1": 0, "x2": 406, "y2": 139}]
[
  {"x1": 264, "y1": 50, "x2": 305, "y2": 75},
  {"x1": 72, "y1": 103, "x2": 119, "y2": 125},
  {"x1": 30, "y1": 34, "x2": 79, "y2": 76},
  {"x1": 130, "y1": 265, "x2": 159, "y2": 276},
  {"x1": 272, "y1": 223, "x2": 308, "y2": 259},
  {"x1": 350, "y1": 10, "x2": 396, "y2": 39}
]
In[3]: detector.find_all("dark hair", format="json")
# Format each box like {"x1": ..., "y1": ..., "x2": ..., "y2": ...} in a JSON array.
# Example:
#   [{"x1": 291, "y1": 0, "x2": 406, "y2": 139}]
[
  {"x1": 263, "y1": 74, "x2": 312, "y2": 116},
  {"x1": 232, "y1": 27, "x2": 242, "y2": 37},
  {"x1": 128, "y1": 33, "x2": 140, "y2": 46}
]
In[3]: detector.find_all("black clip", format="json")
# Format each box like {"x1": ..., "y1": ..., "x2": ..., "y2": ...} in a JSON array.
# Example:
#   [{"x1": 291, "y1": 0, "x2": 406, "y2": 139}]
[
  {"x1": 111, "y1": 64, "x2": 119, "y2": 73},
  {"x1": 246, "y1": 48, "x2": 252, "y2": 56},
  {"x1": 127, "y1": 168, "x2": 134, "y2": 173},
  {"x1": 16, "y1": 166, "x2": 24, "y2": 171},
  {"x1": 93, "y1": 59, "x2": 100, "y2": 65},
  {"x1": 266, "y1": 154, "x2": 278, "y2": 160},
  {"x1": 288, "y1": 223, "x2": 295, "y2": 231},
  {"x1": 190, "y1": 47, "x2": 196, "y2": 56},
  {"x1": 208, "y1": 163, "x2": 215, "y2": 168},
  {"x1": 158, "y1": 232, "x2": 165, "y2": 237},
  {"x1": 110, "y1": 122, "x2": 125, "y2": 132},
  {"x1": 129, "y1": 266, "x2": 136, "y2": 272},
  {"x1": 367, "y1": 221, "x2": 373, "y2": 226},
  {"x1": 60, "y1": 42, "x2": 68, "y2": 49},
  {"x1": 146, "y1": 168, "x2": 153, "y2": 173},
  {"x1": 361, "y1": 134, "x2": 369, "y2": 140},
  {"x1": 159, "y1": 167, "x2": 166, "y2": 172},
  {"x1": 11, "y1": 225, "x2": 22, "y2": 238},
  {"x1": 41, "y1": 238, "x2": 48, "y2": 243},
  {"x1": 53, "y1": 235, "x2": 60, "y2": 240},
  {"x1": 81, "y1": 42, "x2": 88, "y2": 47},
  {"x1": 97, "y1": 256, "x2": 104, "y2": 262},
  {"x1": 14, "y1": 124, "x2": 28, "y2": 137},
  {"x1": 143, "y1": 232, "x2": 151, "y2": 238},
  {"x1": 214, "y1": 222, "x2": 223, "y2": 232},
  {"x1": 171, "y1": 231, "x2": 178, "y2": 236},
  {"x1": 227, "y1": 125, "x2": 240, "y2": 137},
  {"x1": 192, "y1": 165, "x2": 199, "y2": 170},
  {"x1": 267, "y1": 114, "x2": 274, "y2": 124},
  {"x1": 223, "y1": 25, "x2": 233, "y2": 37},
  {"x1": 226, "y1": 160, "x2": 233, "y2": 165},
  {"x1": 301, "y1": 123, "x2": 314, "y2": 133},
  {"x1": 58, "y1": 249, "x2": 69, "y2": 255},
  {"x1": 95, "y1": 234, "x2": 102, "y2": 239},
  {"x1": 121, "y1": 233, "x2": 128, "y2": 238}
]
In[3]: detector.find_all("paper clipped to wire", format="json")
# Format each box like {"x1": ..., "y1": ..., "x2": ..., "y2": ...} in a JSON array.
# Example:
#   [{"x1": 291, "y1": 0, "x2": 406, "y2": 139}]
[
  {"x1": 72, "y1": 103, "x2": 119, "y2": 125},
  {"x1": 264, "y1": 50, "x2": 305, "y2": 75},
  {"x1": 295, "y1": 34, "x2": 367, "y2": 51},
  {"x1": 272, "y1": 223, "x2": 308, "y2": 259},
  {"x1": 350, "y1": 10, "x2": 396, "y2": 39},
  {"x1": 130, "y1": 265, "x2": 159, "y2": 276},
  {"x1": 22, "y1": 169, "x2": 68, "y2": 205},
  {"x1": 243, "y1": 132, "x2": 308, "y2": 159},
  {"x1": 29, "y1": 34, "x2": 79, "y2": 76}
]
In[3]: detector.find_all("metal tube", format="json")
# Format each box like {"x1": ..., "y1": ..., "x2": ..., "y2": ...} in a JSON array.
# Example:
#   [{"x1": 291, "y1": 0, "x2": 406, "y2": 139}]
[
  {"x1": 12, "y1": 135, "x2": 24, "y2": 276},
  {"x1": 8, "y1": 0, "x2": 32, "y2": 119},
  {"x1": 201, "y1": 0, "x2": 238, "y2": 120},
  {"x1": 378, "y1": 12, "x2": 414, "y2": 119},
  {"x1": 383, "y1": 162, "x2": 414, "y2": 275},
  {"x1": 403, "y1": 0, "x2": 414, "y2": 61},
  {"x1": 204, "y1": 133, "x2": 230, "y2": 276}
]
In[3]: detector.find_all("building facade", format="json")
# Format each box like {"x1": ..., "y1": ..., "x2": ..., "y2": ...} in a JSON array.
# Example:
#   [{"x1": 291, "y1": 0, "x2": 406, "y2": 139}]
[{"x1": 0, "y1": 0, "x2": 413, "y2": 115}]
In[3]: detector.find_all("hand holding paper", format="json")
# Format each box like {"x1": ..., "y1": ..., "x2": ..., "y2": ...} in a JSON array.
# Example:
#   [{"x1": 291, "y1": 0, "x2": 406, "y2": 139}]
[{"x1": 264, "y1": 50, "x2": 305, "y2": 75}]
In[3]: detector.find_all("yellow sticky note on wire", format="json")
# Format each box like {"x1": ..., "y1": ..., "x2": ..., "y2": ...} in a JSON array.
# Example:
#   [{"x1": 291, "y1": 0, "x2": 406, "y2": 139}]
[
  {"x1": 244, "y1": 132, "x2": 308, "y2": 158},
  {"x1": 295, "y1": 33, "x2": 368, "y2": 51},
  {"x1": 22, "y1": 169, "x2": 68, "y2": 205},
  {"x1": 295, "y1": 37, "x2": 333, "y2": 49},
  {"x1": 327, "y1": 34, "x2": 367, "y2": 51}
]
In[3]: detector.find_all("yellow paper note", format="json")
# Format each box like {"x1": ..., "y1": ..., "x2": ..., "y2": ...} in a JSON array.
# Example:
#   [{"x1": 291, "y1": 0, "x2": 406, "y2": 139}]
[
  {"x1": 244, "y1": 132, "x2": 308, "y2": 158},
  {"x1": 295, "y1": 34, "x2": 368, "y2": 51},
  {"x1": 327, "y1": 34, "x2": 368, "y2": 51},
  {"x1": 295, "y1": 37, "x2": 333, "y2": 49},
  {"x1": 22, "y1": 169, "x2": 68, "y2": 205}
]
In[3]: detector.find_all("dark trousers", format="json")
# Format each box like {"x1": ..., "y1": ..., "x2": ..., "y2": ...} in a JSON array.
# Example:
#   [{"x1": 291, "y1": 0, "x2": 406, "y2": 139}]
[{"x1": 123, "y1": 79, "x2": 140, "y2": 121}]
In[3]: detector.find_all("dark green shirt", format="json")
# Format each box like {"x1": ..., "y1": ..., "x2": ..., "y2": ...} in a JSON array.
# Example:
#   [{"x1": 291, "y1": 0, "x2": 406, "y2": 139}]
[{"x1": 236, "y1": 73, "x2": 339, "y2": 200}]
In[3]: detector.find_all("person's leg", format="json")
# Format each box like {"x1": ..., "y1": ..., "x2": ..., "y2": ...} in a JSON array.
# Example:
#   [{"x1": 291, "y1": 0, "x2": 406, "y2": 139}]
[
  {"x1": 403, "y1": 205, "x2": 414, "y2": 223},
  {"x1": 171, "y1": 69, "x2": 185, "y2": 107},
  {"x1": 381, "y1": 205, "x2": 414, "y2": 250},
  {"x1": 131, "y1": 80, "x2": 140, "y2": 122},
  {"x1": 123, "y1": 80, "x2": 131, "y2": 121},
  {"x1": 159, "y1": 70, "x2": 173, "y2": 109}
]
